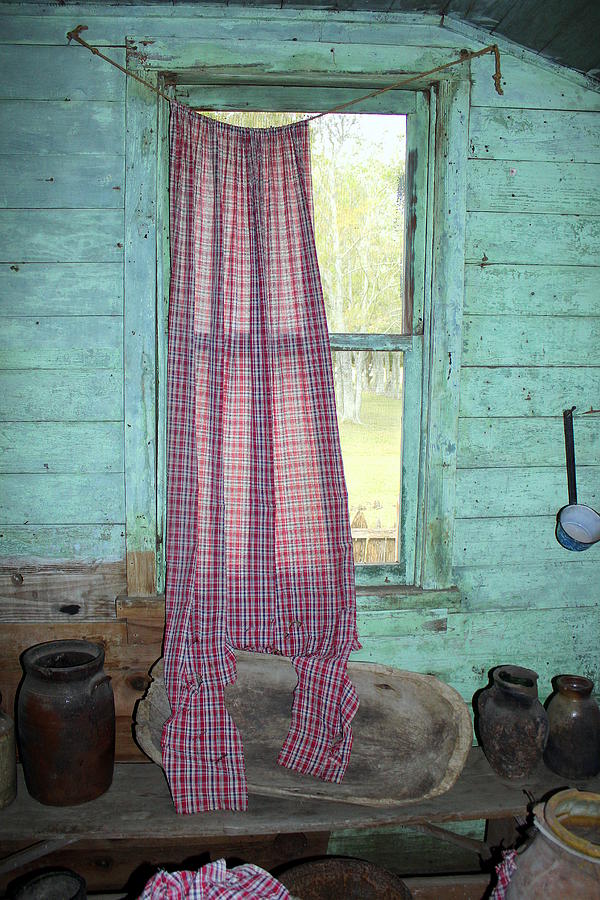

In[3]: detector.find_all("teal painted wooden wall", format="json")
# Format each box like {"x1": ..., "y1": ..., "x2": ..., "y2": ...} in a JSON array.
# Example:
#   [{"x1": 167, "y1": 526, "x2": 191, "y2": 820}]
[{"x1": 0, "y1": 3, "x2": 598, "y2": 705}]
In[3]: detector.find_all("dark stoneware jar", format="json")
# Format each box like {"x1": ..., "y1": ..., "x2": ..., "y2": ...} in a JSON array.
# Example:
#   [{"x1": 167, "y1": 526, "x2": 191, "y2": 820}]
[
  {"x1": 18, "y1": 640, "x2": 115, "y2": 805},
  {"x1": 477, "y1": 665, "x2": 549, "y2": 779},
  {"x1": 544, "y1": 675, "x2": 600, "y2": 778}
]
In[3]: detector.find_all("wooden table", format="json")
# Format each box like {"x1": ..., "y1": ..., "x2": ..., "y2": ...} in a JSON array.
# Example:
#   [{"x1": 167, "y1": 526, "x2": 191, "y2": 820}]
[{"x1": 1, "y1": 749, "x2": 599, "y2": 894}]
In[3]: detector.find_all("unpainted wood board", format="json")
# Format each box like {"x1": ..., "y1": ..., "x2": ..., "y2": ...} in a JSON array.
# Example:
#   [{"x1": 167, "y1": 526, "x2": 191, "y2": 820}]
[
  {"x1": 0, "y1": 370, "x2": 124, "y2": 421},
  {"x1": 455, "y1": 465, "x2": 600, "y2": 518},
  {"x1": 459, "y1": 366, "x2": 600, "y2": 418},
  {"x1": 0, "y1": 46, "x2": 125, "y2": 101},
  {"x1": 462, "y1": 314, "x2": 600, "y2": 365},
  {"x1": 0, "y1": 423, "x2": 124, "y2": 474},
  {"x1": 0, "y1": 154, "x2": 125, "y2": 209},
  {"x1": 126, "y1": 550, "x2": 156, "y2": 597},
  {"x1": 0, "y1": 525, "x2": 125, "y2": 562},
  {"x1": 0, "y1": 559, "x2": 125, "y2": 622},
  {"x1": 465, "y1": 213, "x2": 600, "y2": 266},
  {"x1": 457, "y1": 416, "x2": 600, "y2": 467},
  {"x1": 455, "y1": 561, "x2": 600, "y2": 609},
  {"x1": 453, "y1": 515, "x2": 600, "y2": 566},
  {"x1": 0, "y1": 619, "x2": 128, "y2": 659},
  {"x1": 0, "y1": 263, "x2": 123, "y2": 317},
  {"x1": 0, "y1": 315, "x2": 123, "y2": 370},
  {"x1": 141, "y1": 36, "x2": 461, "y2": 76},
  {"x1": 0, "y1": 210, "x2": 124, "y2": 263},
  {"x1": 403, "y1": 873, "x2": 497, "y2": 899},
  {"x1": 463, "y1": 264, "x2": 600, "y2": 317},
  {"x1": 0, "y1": 472, "x2": 125, "y2": 525},
  {"x1": 466, "y1": 159, "x2": 600, "y2": 214},
  {"x1": 2, "y1": 748, "x2": 599, "y2": 838},
  {"x1": 0, "y1": 101, "x2": 124, "y2": 157},
  {"x1": 470, "y1": 51, "x2": 600, "y2": 110},
  {"x1": 469, "y1": 107, "x2": 600, "y2": 162}
]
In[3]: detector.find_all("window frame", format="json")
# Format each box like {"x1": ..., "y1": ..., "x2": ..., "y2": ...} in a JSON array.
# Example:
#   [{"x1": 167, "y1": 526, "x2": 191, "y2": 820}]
[{"x1": 123, "y1": 44, "x2": 468, "y2": 604}]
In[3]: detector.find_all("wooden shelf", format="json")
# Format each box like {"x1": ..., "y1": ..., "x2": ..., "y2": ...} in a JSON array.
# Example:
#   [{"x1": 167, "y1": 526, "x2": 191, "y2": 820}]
[{"x1": 2, "y1": 748, "x2": 599, "y2": 842}]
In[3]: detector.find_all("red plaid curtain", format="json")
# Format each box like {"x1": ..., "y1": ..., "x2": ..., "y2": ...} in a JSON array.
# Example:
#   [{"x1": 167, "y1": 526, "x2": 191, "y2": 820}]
[{"x1": 162, "y1": 101, "x2": 360, "y2": 813}]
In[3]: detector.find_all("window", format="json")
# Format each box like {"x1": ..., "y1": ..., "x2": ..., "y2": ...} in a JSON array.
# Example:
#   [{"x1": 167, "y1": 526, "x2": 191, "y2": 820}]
[
  {"x1": 124, "y1": 53, "x2": 467, "y2": 600},
  {"x1": 155, "y1": 86, "x2": 429, "y2": 588}
]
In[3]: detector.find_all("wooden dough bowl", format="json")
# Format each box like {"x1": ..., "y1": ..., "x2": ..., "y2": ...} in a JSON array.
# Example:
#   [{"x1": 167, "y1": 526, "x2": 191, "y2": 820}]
[{"x1": 135, "y1": 653, "x2": 472, "y2": 807}]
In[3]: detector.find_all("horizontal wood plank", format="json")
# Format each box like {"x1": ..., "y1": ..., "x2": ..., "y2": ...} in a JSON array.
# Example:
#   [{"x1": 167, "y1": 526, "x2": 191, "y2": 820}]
[
  {"x1": 465, "y1": 213, "x2": 600, "y2": 266},
  {"x1": 0, "y1": 423, "x2": 123, "y2": 474},
  {"x1": 463, "y1": 264, "x2": 600, "y2": 317},
  {"x1": 453, "y1": 515, "x2": 599, "y2": 566},
  {"x1": 0, "y1": 210, "x2": 124, "y2": 263},
  {"x1": 141, "y1": 37, "x2": 460, "y2": 77},
  {"x1": 0, "y1": 154, "x2": 125, "y2": 209},
  {"x1": 0, "y1": 473, "x2": 125, "y2": 524},
  {"x1": 455, "y1": 465, "x2": 600, "y2": 518},
  {"x1": 469, "y1": 107, "x2": 600, "y2": 162},
  {"x1": 178, "y1": 82, "x2": 416, "y2": 113},
  {"x1": 470, "y1": 53, "x2": 600, "y2": 111},
  {"x1": 0, "y1": 263, "x2": 123, "y2": 316},
  {"x1": 0, "y1": 619, "x2": 128, "y2": 657},
  {"x1": 0, "y1": 14, "x2": 458, "y2": 47},
  {"x1": 354, "y1": 605, "x2": 600, "y2": 699},
  {"x1": 459, "y1": 366, "x2": 600, "y2": 417},
  {"x1": 462, "y1": 314, "x2": 600, "y2": 366},
  {"x1": 467, "y1": 159, "x2": 600, "y2": 214},
  {"x1": 0, "y1": 101, "x2": 124, "y2": 157},
  {"x1": 457, "y1": 416, "x2": 600, "y2": 467},
  {"x1": 0, "y1": 560, "x2": 126, "y2": 621},
  {"x1": 0, "y1": 46, "x2": 125, "y2": 101},
  {"x1": 0, "y1": 525, "x2": 125, "y2": 561},
  {"x1": 0, "y1": 315, "x2": 123, "y2": 370},
  {"x1": 455, "y1": 561, "x2": 600, "y2": 609},
  {"x1": 0, "y1": 370, "x2": 123, "y2": 421}
]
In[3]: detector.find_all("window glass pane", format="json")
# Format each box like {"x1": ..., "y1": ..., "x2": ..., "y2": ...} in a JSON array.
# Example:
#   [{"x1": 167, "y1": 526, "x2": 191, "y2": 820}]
[
  {"x1": 333, "y1": 350, "x2": 403, "y2": 565},
  {"x1": 311, "y1": 114, "x2": 406, "y2": 335}
]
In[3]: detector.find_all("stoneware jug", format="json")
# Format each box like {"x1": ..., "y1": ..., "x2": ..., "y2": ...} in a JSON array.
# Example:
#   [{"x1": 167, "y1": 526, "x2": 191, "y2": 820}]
[
  {"x1": 505, "y1": 789, "x2": 600, "y2": 899},
  {"x1": 476, "y1": 665, "x2": 548, "y2": 779},
  {"x1": 18, "y1": 640, "x2": 115, "y2": 805},
  {"x1": 544, "y1": 675, "x2": 600, "y2": 778}
]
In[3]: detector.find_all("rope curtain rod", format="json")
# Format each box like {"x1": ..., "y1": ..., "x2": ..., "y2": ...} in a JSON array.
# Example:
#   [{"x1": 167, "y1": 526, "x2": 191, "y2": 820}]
[{"x1": 66, "y1": 24, "x2": 504, "y2": 114}]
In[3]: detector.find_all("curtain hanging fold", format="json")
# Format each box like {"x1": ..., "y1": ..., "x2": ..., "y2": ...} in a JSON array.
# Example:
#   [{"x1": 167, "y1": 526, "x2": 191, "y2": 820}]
[{"x1": 162, "y1": 102, "x2": 361, "y2": 813}]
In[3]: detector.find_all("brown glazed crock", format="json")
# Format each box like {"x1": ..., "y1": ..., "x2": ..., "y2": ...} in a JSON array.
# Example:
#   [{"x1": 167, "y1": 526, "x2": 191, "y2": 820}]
[{"x1": 17, "y1": 640, "x2": 115, "y2": 805}]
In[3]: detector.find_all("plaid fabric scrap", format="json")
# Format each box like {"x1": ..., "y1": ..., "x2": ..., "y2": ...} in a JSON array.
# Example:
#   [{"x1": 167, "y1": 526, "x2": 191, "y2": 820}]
[
  {"x1": 162, "y1": 102, "x2": 361, "y2": 813},
  {"x1": 490, "y1": 849, "x2": 518, "y2": 899},
  {"x1": 139, "y1": 859, "x2": 291, "y2": 899}
]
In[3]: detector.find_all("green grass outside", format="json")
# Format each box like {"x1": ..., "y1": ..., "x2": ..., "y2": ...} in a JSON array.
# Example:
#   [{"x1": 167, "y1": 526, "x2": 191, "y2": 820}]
[{"x1": 337, "y1": 392, "x2": 402, "y2": 531}]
